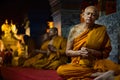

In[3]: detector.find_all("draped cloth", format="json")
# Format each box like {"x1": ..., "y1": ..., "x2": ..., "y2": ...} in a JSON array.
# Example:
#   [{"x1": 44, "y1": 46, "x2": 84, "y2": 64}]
[
  {"x1": 57, "y1": 24, "x2": 120, "y2": 80},
  {"x1": 71, "y1": 24, "x2": 111, "y2": 66},
  {"x1": 23, "y1": 36, "x2": 68, "y2": 70}
]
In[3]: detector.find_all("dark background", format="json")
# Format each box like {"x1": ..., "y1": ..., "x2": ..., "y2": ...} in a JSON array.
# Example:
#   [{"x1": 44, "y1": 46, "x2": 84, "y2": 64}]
[
  {"x1": 0, "y1": 0, "x2": 52, "y2": 48},
  {"x1": 0, "y1": 0, "x2": 52, "y2": 22}
]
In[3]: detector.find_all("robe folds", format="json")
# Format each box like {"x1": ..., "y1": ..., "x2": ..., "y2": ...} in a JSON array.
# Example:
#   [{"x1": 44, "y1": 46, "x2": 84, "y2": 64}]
[
  {"x1": 57, "y1": 24, "x2": 120, "y2": 80},
  {"x1": 23, "y1": 36, "x2": 68, "y2": 70}
]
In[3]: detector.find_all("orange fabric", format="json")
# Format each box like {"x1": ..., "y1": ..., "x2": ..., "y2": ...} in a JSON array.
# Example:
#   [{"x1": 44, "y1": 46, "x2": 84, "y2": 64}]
[
  {"x1": 73, "y1": 29, "x2": 89, "y2": 51},
  {"x1": 71, "y1": 25, "x2": 111, "y2": 65},
  {"x1": 71, "y1": 29, "x2": 89, "y2": 65},
  {"x1": 57, "y1": 24, "x2": 115, "y2": 79},
  {"x1": 57, "y1": 63, "x2": 94, "y2": 79}
]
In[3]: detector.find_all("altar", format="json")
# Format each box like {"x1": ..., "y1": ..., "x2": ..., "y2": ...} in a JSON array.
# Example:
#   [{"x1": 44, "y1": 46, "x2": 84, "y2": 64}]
[{"x1": 0, "y1": 19, "x2": 28, "y2": 66}]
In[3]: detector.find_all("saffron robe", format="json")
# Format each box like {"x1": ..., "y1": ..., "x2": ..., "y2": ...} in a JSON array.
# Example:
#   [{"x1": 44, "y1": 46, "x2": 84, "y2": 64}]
[
  {"x1": 57, "y1": 24, "x2": 120, "y2": 80},
  {"x1": 23, "y1": 36, "x2": 68, "y2": 70}
]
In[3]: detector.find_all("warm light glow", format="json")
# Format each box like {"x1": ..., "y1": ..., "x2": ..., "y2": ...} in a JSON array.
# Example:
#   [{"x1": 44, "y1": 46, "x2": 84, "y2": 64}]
[
  {"x1": 11, "y1": 23, "x2": 17, "y2": 34},
  {"x1": 0, "y1": 40, "x2": 4, "y2": 51},
  {"x1": 48, "y1": 21, "x2": 54, "y2": 28},
  {"x1": 25, "y1": 27, "x2": 30, "y2": 36},
  {"x1": 1, "y1": 19, "x2": 11, "y2": 37},
  {"x1": 5, "y1": 19, "x2": 8, "y2": 24},
  {"x1": 46, "y1": 29, "x2": 50, "y2": 33}
]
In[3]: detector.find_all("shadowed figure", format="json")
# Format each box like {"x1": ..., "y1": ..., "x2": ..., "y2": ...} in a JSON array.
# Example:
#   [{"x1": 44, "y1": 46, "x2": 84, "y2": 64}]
[{"x1": 23, "y1": 27, "x2": 68, "y2": 70}]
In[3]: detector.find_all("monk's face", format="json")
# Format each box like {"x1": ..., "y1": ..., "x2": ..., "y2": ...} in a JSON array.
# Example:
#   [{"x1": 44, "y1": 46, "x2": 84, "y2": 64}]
[
  {"x1": 48, "y1": 29, "x2": 56, "y2": 38},
  {"x1": 82, "y1": 6, "x2": 98, "y2": 24}
]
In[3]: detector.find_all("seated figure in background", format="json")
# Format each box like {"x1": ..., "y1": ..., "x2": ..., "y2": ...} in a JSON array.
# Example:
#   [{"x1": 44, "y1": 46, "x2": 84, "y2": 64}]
[
  {"x1": 28, "y1": 33, "x2": 49, "y2": 58},
  {"x1": 57, "y1": 6, "x2": 120, "y2": 80},
  {"x1": 23, "y1": 27, "x2": 68, "y2": 70},
  {"x1": 1, "y1": 19, "x2": 11, "y2": 38}
]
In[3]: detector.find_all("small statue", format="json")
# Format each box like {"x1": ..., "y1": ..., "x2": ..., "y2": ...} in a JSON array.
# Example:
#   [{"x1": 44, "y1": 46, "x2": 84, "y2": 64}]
[
  {"x1": 1, "y1": 19, "x2": 11, "y2": 38},
  {"x1": 10, "y1": 20, "x2": 17, "y2": 35}
]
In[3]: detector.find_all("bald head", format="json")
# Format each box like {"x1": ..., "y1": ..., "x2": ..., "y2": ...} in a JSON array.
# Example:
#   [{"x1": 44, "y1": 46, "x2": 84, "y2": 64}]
[
  {"x1": 81, "y1": 6, "x2": 99, "y2": 24},
  {"x1": 84, "y1": 6, "x2": 99, "y2": 19}
]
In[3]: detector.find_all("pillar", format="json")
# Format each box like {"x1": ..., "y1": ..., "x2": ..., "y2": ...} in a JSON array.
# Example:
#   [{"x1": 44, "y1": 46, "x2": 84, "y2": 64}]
[{"x1": 49, "y1": 0, "x2": 81, "y2": 38}]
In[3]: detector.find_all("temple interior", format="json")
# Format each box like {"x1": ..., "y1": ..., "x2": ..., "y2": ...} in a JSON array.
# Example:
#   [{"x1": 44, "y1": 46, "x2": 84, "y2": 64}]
[{"x1": 0, "y1": 0, "x2": 120, "y2": 80}]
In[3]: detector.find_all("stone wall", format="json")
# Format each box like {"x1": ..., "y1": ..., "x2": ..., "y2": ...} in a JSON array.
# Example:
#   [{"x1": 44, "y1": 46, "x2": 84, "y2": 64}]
[
  {"x1": 61, "y1": 9, "x2": 80, "y2": 38},
  {"x1": 95, "y1": 11, "x2": 120, "y2": 63}
]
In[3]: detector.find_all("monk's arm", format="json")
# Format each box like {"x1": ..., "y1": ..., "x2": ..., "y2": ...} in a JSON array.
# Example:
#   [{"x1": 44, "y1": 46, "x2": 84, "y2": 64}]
[
  {"x1": 66, "y1": 29, "x2": 80, "y2": 56},
  {"x1": 66, "y1": 40, "x2": 79, "y2": 56},
  {"x1": 34, "y1": 49, "x2": 48, "y2": 54},
  {"x1": 66, "y1": 29, "x2": 88, "y2": 57}
]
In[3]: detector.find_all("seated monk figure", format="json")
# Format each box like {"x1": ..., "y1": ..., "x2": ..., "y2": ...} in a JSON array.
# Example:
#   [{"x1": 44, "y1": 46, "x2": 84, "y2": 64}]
[
  {"x1": 23, "y1": 27, "x2": 68, "y2": 70},
  {"x1": 57, "y1": 6, "x2": 120, "y2": 80}
]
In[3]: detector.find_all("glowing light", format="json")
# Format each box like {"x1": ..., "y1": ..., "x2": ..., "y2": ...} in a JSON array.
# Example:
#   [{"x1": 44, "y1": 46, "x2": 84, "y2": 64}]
[
  {"x1": 46, "y1": 29, "x2": 50, "y2": 33},
  {"x1": 48, "y1": 21, "x2": 54, "y2": 28},
  {"x1": 11, "y1": 22, "x2": 17, "y2": 34}
]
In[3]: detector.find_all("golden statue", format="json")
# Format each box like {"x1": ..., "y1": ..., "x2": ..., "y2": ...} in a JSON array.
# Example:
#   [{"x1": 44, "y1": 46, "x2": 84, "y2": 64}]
[{"x1": 1, "y1": 19, "x2": 11, "y2": 38}]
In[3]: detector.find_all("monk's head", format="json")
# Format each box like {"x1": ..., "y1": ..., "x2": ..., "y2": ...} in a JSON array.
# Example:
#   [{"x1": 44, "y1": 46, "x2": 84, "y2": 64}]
[
  {"x1": 48, "y1": 27, "x2": 58, "y2": 38},
  {"x1": 82, "y1": 6, "x2": 99, "y2": 24}
]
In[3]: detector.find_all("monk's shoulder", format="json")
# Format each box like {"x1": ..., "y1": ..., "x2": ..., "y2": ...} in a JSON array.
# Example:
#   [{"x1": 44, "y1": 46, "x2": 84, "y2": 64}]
[
  {"x1": 70, "y1": 23, "x2": 83, "y2": 32},
  {"x1": 94, "y1": 24, "x2": 107, "y2": 30},
  {"x1": 73, "y1": 23, "x2": 83, "y2": 29}
]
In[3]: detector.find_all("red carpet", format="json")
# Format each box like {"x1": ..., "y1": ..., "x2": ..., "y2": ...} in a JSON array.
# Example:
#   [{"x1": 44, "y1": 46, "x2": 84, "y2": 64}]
[{"x1": 1, "y1": 66, "x2": 63, "y2": 80}]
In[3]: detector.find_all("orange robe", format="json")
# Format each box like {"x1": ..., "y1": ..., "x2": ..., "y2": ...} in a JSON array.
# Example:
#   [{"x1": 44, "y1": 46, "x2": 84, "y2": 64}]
[
  {"x1": 57, "y1": 24, "x2": 120, "y2": 79},
  {"x1": 23, "y1": 36, "x2": 68, "y2": 70}
]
